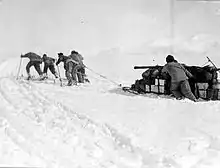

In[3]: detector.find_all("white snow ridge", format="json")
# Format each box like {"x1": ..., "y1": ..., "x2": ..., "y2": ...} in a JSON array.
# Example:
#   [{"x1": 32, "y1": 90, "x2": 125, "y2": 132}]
[{"x1": 0, "y1": 57, "x2": 220, "y2": 168}]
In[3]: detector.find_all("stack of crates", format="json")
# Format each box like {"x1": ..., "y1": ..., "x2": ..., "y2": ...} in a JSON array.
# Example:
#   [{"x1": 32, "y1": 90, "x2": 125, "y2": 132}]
[
  {"x1": 197, "y1": 82, "x2": 220, "y2": 100},
  {"x1": 197, "y1": 83, "x2": 208, "y2": 99},
  {"x1": 206, "y1": 89, "x2": 220, "y2": 100},
  {"x1": 145, "y1": 78, "x2": 220, "y2": 100},
  {"x1": 145, "y1": 78, "x2": 165, "y2": 94},
  {"x1": 206, "y1": 80, "x2": 220, "y2": 100}
]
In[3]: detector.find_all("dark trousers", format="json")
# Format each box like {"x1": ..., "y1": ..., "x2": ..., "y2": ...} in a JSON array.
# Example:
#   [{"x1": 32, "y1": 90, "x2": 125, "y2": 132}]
[
  {"x1": 171, "y1": 80, "x2": 197, "y2": 101},
  {"x1": 65, "y1": 62, "x2": 86, "y2": 84},
  {"x1": 26, "y1": 61, "x2": 43, "y2": 75},
  {"x1": 65, "y1": 62, "x2": 77, "y2": 82},
  {"x1": 43, "y1": 64, "x2": 56, "y2": 75},
  {"x1": 74, "y1": 65, "x2": 85, "y2": 83}
]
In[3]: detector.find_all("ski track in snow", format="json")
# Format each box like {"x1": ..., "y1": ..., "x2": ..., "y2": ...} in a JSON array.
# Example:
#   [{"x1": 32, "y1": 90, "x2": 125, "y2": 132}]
[
  {"x1": 0, "y1": 77, "x2": 154, "y2": 168},
  {"x1": 0, "y1": 58, "x2": 220, "y2": 167}
]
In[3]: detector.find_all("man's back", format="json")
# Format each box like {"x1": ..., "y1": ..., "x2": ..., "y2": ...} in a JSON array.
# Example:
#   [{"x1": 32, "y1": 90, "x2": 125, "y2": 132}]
[
  {"x1": 22, "y1": 52, "x2": 42, "y2": 63},
  {"x1": 43, "y1": 56, "x2": 55, "y2": 65},
  {"x1": 162, "y1": 62, "x2": 188, "y2": 82},
  {"x1": 69, "y1": 53, "x2": 84, "y2": 66}
]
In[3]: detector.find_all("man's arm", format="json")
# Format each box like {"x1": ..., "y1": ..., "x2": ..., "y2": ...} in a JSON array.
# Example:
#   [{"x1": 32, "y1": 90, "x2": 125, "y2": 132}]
[
  {"x1": 56, "y1": 59, "x2": 61, "y2": 65},
  {"x1": 21, "y1": 54, "x2": 28, "y2": 58},
  {"x1": 49, "y1": 57, "x2": 55, "y2": 63},
  {"x1": 75, "y1": 55, "x2": 83, "y2": 66},
  {"x1": 78, "y1": 54, "x2": 84, "y2": 60},
  {"x1": 180, "y1": 64, "x2": 194, "y2": 78},
  {"x1": 161, "y1": 64, "x2": 168, "y2": 73},
  {"x1": 161, "y1": 64, "x2": 170, "y2": 79}
]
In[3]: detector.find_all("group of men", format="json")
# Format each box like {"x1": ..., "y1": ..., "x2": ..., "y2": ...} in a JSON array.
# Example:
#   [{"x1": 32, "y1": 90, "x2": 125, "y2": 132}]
[
  {"x1": 20, "y1": 51, "x2": 197, "y2": 101},
  {"x1": 20, "y1": 50, "x2": 87, "y2": 86}
]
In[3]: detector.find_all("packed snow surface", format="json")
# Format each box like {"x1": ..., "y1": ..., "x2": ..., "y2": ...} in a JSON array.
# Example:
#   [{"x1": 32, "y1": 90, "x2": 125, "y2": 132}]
[{"x1": 0, "y1": 57, "x2": 220, "y2": 168}]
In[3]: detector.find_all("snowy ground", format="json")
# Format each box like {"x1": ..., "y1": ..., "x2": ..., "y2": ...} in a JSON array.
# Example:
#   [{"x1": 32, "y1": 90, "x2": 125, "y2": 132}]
[{"x1": 0, "y1": 57, "x2": 220, "y2": 168}]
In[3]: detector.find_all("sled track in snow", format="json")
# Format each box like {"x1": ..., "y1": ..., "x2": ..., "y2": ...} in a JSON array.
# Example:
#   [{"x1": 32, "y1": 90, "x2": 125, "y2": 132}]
[
  {"x1": 0, "y1": 77, "x2": 85, "y2": 167},
  {"x1": 0, "y1": 77, "x2": 136, "y2": 150},
  {"x1": 1, "y1": 77, "x2": 170, "y2": 168},
  {"x1": 1, "y1": 77, "x2": 220, "y2": 168}
]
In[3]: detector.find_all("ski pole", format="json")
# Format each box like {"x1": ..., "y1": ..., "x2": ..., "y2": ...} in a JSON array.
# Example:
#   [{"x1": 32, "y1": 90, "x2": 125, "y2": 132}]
[
  {"x1": 201, "y1": 60, "x2": 210, "y2": 67},
  {"x1": 207, "y1": 56, "x2": 217, "y2": 69},
  {"x1": 16, "y1": 57, "x2": 22, "y2": 80},
  {"x1": 56, "y1": 65, "x2": 63, "y2": 86}
]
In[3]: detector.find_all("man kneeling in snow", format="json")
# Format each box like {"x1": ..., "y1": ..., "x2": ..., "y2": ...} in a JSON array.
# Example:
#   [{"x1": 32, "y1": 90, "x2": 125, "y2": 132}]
[{"x1": 161, "y1": 55, "x2": 197, "y2": 102}]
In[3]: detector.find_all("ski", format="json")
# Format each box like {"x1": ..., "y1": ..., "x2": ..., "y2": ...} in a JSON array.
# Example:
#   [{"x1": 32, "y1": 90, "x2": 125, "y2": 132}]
[
  {"x1": 17, "y1": 76, "x2": 90, "y2": 88},
  {"x1": 17, "y1": 76, "x2": 56, "y2": 84}
]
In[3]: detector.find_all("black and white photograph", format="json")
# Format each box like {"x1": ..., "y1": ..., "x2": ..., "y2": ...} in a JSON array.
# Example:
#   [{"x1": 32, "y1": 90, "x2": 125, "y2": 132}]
[{"x1": 0, "y1": 0, "x2": 220, "y2": 167}]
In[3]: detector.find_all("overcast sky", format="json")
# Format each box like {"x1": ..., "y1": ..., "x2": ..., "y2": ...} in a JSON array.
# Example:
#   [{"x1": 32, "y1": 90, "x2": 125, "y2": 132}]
[{"x1": 0, "y1": 0, "x2": 220, "y2": 59}]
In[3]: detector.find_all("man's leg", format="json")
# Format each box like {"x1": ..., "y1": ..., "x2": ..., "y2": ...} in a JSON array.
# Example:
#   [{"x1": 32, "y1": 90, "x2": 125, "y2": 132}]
[
  {"x1": 26, "y1": 62, "x2": 32, "y2": 74},
  {"x1": 66, "y1": 62, "x2": 76, "y2": 86},
  {"x1": 26, "y1": 61, "x2": 34, "y2": 79},
  {"x1": 170, "y1": 82, "x2": 183, "y2": 100},
  {"x1": 71, "y1": 63, "x2": 78, "y2": 83},
  {"x1": 81, "y1": 67, "x2": 90, "y2": 82},
  {"x1": 34, "y1": 63, "x2": 46, "y2": 80},
  {"x1": 80, "y1": 67, "x2": 86, "y2": 82},
  {"x1": 43, "y1": 64, "x2": 48, "y2": 74},
  {"x1": 180, "y1": 80, "x2": 197, "y2": 102},
  {"x1": 34, "y1": 63, "x2": 43, "y2": 76},
  {"x1": 65, "y1": 70, "x2": 70, "y2": 83},
  {"x1": 75, "y1": 66, "x2": 84, "y2": 83},
  {"x1": 49, "y1": 65, "x2": 58, "y2": 78},
  {"x1": 43, "y1": 64, "x2": 49, "y2": 78},
  {"x1": 164, "y1": 80, "x2": 171, "y2": 95}
]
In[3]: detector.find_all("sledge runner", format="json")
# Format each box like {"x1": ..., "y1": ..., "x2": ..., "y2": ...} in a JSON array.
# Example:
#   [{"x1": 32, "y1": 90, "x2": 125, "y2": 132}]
[
  {"x1": 69, "y1": 50, "x2": 88, "y2": 83},
  {"x1": 42, "y1": 54, "x2": 59, "y2": 79},
  {"x1": 20, "y1": 52, "x2": 45, "y2": 80},
  {"x1": 56, "y1": 52, "x2": 79, "y2": 86},
  {"x1": 161, "y1": 55, "x2": 197, "y2": 102}
]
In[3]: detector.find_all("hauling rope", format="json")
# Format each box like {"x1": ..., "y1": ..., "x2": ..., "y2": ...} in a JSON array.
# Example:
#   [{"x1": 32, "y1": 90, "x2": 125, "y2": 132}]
[{"x1": 85, "y1": 66, "x2": 122, "y2": 87}]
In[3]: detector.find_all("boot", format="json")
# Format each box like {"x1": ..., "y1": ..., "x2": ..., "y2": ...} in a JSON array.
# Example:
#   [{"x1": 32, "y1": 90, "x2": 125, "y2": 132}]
[
  {"x1": 39, "y1": 74, "x2": 46, "y2": 80},
  {"x1": 83, "y1": 74, "x2": 90, "y2": 83},
  {"x1": 67, "y1": 80, "x2": 73, "y2": 86},
  {"x1": 54, "y1": 73, "x2": 59, "y2": 78},
  {"x1": 72, "y1": 80, "x2": 77, "y2": 85},
  {"x1": 77, "y1": 74, "x2": 84, "y2": 83},
  {"x1": 27, "y1": 73, "x2": 32, "y2": 80},
  {"x1": 85, "y1": 78, "x2": 90, "y2": 83},
  {"x1": 43, "y1": 73, "x2": 48, "y2": 79}
]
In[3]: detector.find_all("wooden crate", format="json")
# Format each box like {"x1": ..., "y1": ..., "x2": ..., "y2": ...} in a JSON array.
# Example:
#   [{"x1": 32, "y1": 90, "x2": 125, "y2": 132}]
[
  {"x1": 145, "y1": 79, "x2": 165, "y2": 94},
  {"x1": 206, "y1": 89, "x2": 220, "y2": 100}
]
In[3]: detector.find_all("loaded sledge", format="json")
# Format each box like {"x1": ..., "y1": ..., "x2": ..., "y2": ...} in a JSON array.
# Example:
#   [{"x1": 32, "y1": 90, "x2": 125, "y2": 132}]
[{"x1": 123, "y1": 57, "x2": 220, "y2": 100}]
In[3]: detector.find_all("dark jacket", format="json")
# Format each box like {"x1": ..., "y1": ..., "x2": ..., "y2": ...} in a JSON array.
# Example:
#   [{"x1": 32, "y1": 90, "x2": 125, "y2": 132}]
[
  {"x1": 56, "y1": 55, "x2": 78, "y2": 70},
  {"x1": 43, "y1": 56, "x2": 55, "y2": 65},
  {"x1": 21, "y1": 52, "x2": 43, "y2": 63},
  {"x1": 162, "y1": 62, "x2": 193, "y2": 82},
  {"x1": 69, "y1": 53, "x2": 84, "y2": 67}
]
